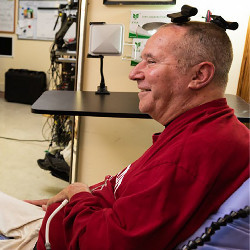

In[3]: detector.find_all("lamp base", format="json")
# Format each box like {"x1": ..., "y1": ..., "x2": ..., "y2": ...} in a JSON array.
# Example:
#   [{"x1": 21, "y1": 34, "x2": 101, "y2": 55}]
[{"x1": 95, "y1": 86, "x2": 110, "y2": 95}]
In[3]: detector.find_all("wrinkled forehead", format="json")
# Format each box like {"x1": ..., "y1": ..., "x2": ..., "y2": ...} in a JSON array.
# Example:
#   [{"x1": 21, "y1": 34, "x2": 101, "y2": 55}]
[
  {"x1": 155, "y1": 24, "x2": 188, "y2": 42},
  {"x1": 141, "y1": 25, "x2": 187, "y2": 59}
]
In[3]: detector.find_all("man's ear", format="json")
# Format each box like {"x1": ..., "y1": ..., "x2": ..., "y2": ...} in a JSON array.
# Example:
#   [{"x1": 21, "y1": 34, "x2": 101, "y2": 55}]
[{"x1": 188, "y1": 62, "x2": 215, "y2": 90}]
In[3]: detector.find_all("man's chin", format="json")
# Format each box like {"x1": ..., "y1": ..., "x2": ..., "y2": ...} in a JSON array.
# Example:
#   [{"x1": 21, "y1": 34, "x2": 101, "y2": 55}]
[{"x1": 139, "y1": 103, "x2": 151, "y2": 115}]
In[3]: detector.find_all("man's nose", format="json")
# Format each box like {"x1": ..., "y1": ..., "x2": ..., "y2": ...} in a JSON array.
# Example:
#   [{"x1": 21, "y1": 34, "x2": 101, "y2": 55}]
[{"x1": 129, "y1": 62, "x2": 145, "y2": 81}]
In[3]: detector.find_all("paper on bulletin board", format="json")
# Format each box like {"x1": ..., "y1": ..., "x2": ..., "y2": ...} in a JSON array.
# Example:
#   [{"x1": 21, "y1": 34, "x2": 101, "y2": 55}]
[
  {"x1": 0, "y1": 0, "x2": 15, "y2": 33},
  {"x1": 129, "y1": 10, "x2": 171, "y2": 38},
  {"x1": 17, "y1": 19, "x2": 33, "y2": 38},
  {"x1": 131, "y1": 38, "x2": 147, "y2": 66},
  {"x1": 17, "y1": 0, "x2": 76, "y2": 41},
  {"x1": 17, "y1": 1, "x2": 39, "y2": 39},
  {"x1": 129, "y1": 10, "x2": 171, "y2": 66},
  {"x1": 36, "y1": 8, "x2": 76, "y2": 40},
  {"x1": 36, "y1": 9, "x2": 58, "y2": 39}
]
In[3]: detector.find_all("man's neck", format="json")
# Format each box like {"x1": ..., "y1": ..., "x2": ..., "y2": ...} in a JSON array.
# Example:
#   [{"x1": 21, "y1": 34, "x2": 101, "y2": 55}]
[{"x1": 158, "y1": 90, "x2": 225, "y2": 126}]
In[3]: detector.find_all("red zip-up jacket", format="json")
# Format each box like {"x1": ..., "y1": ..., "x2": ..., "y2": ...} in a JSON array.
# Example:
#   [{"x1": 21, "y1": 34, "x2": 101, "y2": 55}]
[{"x1": 37, "y1": 99, "x2": 249, "y2": 249}]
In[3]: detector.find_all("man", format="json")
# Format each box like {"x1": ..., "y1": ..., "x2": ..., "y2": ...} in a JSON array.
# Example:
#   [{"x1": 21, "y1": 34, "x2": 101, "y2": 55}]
[
  {"x1": 32, "y1": 21, "x2": 248, "y2": 249},
  {"x1": 1, "y1": 21, "x2": 249, "y2": 249}
]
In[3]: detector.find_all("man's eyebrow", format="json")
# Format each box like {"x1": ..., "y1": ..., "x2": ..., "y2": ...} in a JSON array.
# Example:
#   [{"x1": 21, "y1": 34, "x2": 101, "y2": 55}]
[{"x1": 141, "y1": 53, "x2": 155, "y2": 59}]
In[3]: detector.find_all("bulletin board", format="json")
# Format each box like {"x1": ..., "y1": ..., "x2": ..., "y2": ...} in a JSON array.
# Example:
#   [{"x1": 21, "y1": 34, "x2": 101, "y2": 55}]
[
  {"x1": 0, "y1": 0, "x2": 16, "y2": 33},
  {"x1": 17, "y1": 0, "x2": 76, "y2": 41}
]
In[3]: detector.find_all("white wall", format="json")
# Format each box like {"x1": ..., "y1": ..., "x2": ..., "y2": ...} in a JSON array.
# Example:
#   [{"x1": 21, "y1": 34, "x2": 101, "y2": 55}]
[
  {"x1": 76, "y1": 0, "x2": 249, "y2": 185},
  {"x1": 0, "y1": 36, "x2": 52, "y2": 92}
]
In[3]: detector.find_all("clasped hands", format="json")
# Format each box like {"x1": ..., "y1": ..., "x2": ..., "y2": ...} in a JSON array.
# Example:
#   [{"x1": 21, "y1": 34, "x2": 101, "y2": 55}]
[{"x1": 25, "y1": 182, "x2": 91, "y2": 211}]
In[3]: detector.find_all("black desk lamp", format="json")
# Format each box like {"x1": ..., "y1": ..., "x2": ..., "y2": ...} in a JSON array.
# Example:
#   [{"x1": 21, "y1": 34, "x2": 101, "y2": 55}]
[{"x1": 87, "y1": 22, "x2": 124, "y2": 95}]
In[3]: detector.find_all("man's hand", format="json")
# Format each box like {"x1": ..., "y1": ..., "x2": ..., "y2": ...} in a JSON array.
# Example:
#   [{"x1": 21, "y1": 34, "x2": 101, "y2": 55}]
[
  {"x1": 24, "y1": 199, "x2": 49, "y2": 211},
  {"x1": 47, "y1": 182, "x2": 90, "y2": 207},
  {"x1": 24, "y1": 183, "x2": 90, "y2": 211}
]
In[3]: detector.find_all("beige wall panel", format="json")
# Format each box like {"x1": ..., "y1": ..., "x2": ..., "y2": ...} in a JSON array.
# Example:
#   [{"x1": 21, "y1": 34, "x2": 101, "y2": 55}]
[
  {"x1": 77, "y1": 117, "x2": 163, "y2": 185},
  {"x1": 0, "y1": 36, "x2": 52, "y2": 90}
]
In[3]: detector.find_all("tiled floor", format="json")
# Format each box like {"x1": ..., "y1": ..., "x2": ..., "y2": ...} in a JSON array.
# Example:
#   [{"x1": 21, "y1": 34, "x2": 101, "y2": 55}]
[{"x1": 0, "y1": 94, "x2": 67, "y2": 200}]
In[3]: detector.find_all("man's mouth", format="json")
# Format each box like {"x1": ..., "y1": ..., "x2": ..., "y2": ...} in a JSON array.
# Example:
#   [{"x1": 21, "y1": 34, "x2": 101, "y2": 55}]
[{"x1": 140, "y1": 88, "x2": 151, "y2": 92}]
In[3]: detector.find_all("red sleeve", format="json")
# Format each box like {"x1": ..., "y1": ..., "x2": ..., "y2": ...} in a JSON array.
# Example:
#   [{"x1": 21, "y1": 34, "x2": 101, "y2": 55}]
[
  {"x1": 37, "y1": 163, "x2": 212, "y2": 250},
  {"x1": 37, "y1": 155, "x2": 246, "y2": 250}
]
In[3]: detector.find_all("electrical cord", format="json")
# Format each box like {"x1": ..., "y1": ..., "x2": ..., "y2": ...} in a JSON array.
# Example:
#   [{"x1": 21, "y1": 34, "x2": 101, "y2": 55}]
[
  {"x1": 48, "y1": 115, "x2": 72, "y2": 149},
  {"x1": 0, "y1": 116, "x2": 54, "y2": 144},
  {"x1": 42, "y1": 116, "x2": 54, "y2": 141},
  {"x1": 45, "y1": 199, "x2": 69, "y2": 250},
  {"x1": 45, "y1": 39, "x2": 74, "y2": 153},
  {"x1": 0, "y1": 136, "x2": 49, "y2": 142},
  {"x1": 48, "y1": 43, "x2": 63, "y2": 90}
]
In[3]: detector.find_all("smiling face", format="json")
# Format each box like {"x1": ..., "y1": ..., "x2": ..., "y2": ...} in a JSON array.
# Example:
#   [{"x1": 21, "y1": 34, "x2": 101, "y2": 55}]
[{"x1": 129, "y1": 25, "x2": 194, "y2": 125}]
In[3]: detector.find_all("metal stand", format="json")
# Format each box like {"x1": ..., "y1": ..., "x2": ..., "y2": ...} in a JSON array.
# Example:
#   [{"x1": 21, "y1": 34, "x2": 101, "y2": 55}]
[{"x1": 87, "y1": 54, "x2": 110, "y2": 95}]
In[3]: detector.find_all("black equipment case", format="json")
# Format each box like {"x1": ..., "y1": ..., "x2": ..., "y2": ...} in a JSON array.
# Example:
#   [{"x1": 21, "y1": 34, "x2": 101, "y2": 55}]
[{"x1": 5, "y1": 69, "x2": 47, "y2": 105}]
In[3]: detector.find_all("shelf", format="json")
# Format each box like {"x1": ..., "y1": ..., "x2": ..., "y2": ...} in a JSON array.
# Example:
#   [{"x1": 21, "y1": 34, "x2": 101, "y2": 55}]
[
  {"x1": 55, "y1": 50, "x2": 77, "y2": 56},
  {"x1": 55, "y1": 57, "x2": 76, "y2": 63}
]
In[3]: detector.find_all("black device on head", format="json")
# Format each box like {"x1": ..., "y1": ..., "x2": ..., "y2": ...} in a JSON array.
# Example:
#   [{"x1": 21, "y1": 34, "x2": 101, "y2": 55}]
[
  {"x1": 167, "y1": 5, "x2": 198, "y2": 23},
  {"x1": 210, "y1": 15, "x2": 238, "y2": 30},
  {"x1": 167, "y1": 5, "x2": 238, "y2": 31}
]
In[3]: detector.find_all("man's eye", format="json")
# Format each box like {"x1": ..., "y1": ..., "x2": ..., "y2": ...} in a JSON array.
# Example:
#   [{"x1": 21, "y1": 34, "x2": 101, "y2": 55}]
[{"x1": 147, "y1": 60, "x2": 156, "y2": 65}]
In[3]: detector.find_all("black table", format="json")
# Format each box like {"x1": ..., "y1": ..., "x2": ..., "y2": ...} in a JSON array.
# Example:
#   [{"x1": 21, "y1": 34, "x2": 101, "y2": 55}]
[{"x1": 31, "y1": 91, "x2": 249, "y2": 123}]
